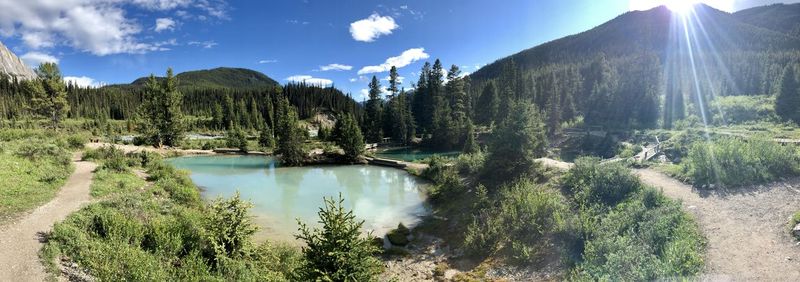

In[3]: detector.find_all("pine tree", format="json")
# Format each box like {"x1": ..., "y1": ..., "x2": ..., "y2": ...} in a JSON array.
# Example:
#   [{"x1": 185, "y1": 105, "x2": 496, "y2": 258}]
[
  {"x1": 258, "y1": 124, "x2": 274, "y2": 149},
  {"x1": 137, "y1": 68, "x2": 184, "y2": 147},
  {"x1": 776, "y1": 65, "x2": 800, "y2": 123},
  {"x1": 463, "y1": 121, "x2": 479, "y2": 154},
  {"x1": 26, "y1": 63, "x2": 69, "y2": 130},
  {"x1": 482, "y1": 102, "x2": 547, "y2": 186},
  {"x1": 296, "y1": 195, "x2": 382, "y2": 281},
  {"x1": 275, "y1": 96, "x2": 307, "y2": 166},
  {"x1": 365, "y1": 76, "x2": 383, "y2": 143},
  {"x1": 335, "y1": 114, "x2": 365, "y2": 161},
  {"x1": 476, "y1": 81, "x2": 498, "y2": 125}
]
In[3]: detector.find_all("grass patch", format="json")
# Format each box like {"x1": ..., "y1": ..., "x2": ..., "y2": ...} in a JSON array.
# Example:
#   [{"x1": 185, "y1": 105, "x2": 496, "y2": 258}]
[
  {"x1": 0, "y1": 129, "x2": 76, "y2": 223},
  {"x1": 90, "y1": 168, "x2": 147, "y2": 197}
]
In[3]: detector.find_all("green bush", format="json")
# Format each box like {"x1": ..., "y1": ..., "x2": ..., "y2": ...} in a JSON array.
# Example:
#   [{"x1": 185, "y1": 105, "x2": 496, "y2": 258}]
[
  {"x1": 570, "y1": 189, "x2": 705, "y2": 280},
  {"x1": 711, "y1": 95, "x2": 776, "y2": 124},
  {"x1": 205, "y1": 192, "x2": 258, "y2": 266},
  {"x1": 226, "y1": 128, "x2": 249, "y2": 152},
  {"x1": 296, "y1": 195, "x2": 382, "y2": 281},
  {"x1": 464, "y1": 180, "x2": 566, "y2": 262},
  {"x1": 65, "y1": 133, "x2": 89, "y2": 150},
  {"x1": 562, "y1": 157, "x2": 642, "y2": 207},
  {"x1": 686, "y1": 138, "x2": 800, "y2": 187}
]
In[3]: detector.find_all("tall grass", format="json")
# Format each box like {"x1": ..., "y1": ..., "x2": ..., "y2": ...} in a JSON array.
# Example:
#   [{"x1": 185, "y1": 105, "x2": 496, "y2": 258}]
[
  {"x1": 42, "y1": 150, "x2": 300, "y2": 280},
  {"x1": 0, "y1": 129, "x2": 79, "y2": 222},
  {"x1": 686, "y1": 138, "x2": 800, "y2": 187}
]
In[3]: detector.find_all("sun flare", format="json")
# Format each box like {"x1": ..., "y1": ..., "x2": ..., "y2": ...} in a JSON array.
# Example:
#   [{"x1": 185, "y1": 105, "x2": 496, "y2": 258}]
[{"x1": 629, "y1": 0, "x2": 735, "y2": 13}]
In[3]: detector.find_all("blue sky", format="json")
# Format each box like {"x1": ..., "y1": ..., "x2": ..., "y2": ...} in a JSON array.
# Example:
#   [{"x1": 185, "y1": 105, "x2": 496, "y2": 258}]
[{"x1": 0, "y1": 0, "x2": 795, "y2": 99}]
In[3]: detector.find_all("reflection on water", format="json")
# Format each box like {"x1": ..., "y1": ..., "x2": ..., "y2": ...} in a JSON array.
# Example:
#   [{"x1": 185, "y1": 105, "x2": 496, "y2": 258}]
[
  {"x1": 168, "y1": 155, "x2": 429, "y2": 243},
  {"x1": 375, "y1": 147, "x2": 460, "y2": 162}
]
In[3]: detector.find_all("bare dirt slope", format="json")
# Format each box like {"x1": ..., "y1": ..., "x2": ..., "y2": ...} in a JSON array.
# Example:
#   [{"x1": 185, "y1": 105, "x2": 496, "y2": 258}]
[
  {"x1": 0, "y1": 153, "x2": 97, "y2": 281},
  {"x1": 636, "y1": 169, "x2": 800, "y2": 281}
]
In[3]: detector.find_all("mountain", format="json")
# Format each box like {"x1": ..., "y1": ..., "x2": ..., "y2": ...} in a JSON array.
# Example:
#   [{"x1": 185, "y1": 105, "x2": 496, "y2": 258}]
[
  {"x1": 0, "y1": 41, "x2": 37, "y2": 81},
  {"x1": 733, "y1": 3, "x2": 800, "y2": 38},
  {"x1": 107, "y1": 67, "x2": 278, "y2": 91},
  {"x1": 464, "y1": 4, "x2": 800, "y2": 130},
  {"x1": 470, "y1": 4, "x2": 800, "y2": 81}
]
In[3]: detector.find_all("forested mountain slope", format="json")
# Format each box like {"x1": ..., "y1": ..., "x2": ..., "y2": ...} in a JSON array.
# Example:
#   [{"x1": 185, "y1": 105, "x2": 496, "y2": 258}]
[
  {"x1": 734, "y1": 3, "x2": 800, "y2": 38},
  {"x1": 106, "y1": 67, "x2": 279, "y2": 91},
  {"x1": 467, "y1": 4, "x2": 800, "y2": 129}
]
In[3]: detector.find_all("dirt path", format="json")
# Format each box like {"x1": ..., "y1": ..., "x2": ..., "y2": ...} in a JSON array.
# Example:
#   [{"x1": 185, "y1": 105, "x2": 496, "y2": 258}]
[
  {"x1": 636, "y1": 169, "x2": 800, "y2": 280},
  {"x1": 0, "y1": 153, "x2": 97, "y2": 281}
]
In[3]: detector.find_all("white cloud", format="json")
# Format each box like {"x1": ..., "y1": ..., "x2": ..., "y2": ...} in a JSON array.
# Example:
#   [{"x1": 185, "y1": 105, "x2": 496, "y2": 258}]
[
  {"x1": 319, "y1": 63, "x2": 352, "y2": 71},
  {"x1": 188, "y1": 40, "x2": 218, "y2": 48},
  {"x1": 64, "y1": 75, "x2": 104, "y2": 87},
  {"x1": 357, "y1": 47, "x2": 429, "y2": 75},
  {"x1": 20, "y1": 52, "x2": 58, "y2": 68},
  {"x1": 155, "y1": 18, "x2": 176, "y2": 32},
  {"x1": 349, "y1": 13, "x2": 398, "y2": 42},
  {"x1": 0, "y1": 0, "x2": 228, "y2": 56},
  {"x1": 258, "y1": 59, "x2": 278, "y2": 64},
  {"x1": 132, "y1": 0, "x2": 192, "y2": 10},
  {"x1": 286, "y1": 75, "x2": 333, "y2": 86},
  {"x1": 349, "y1": 78, "x2": 357, "y2": 82}
]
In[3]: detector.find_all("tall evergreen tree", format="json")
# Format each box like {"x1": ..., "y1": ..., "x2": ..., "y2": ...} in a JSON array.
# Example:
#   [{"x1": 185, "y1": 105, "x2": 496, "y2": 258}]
[
  {"x1": 476, "y1": 81, "x2": 498, "y2": 125},
  {"x1": 335, "y1": 113, "x2": 365, "y2": 162},
  {"x1": 364, "y1": 76, "x2": 383, "y2": 143},
  {"x1": 275, "y1": 96, "x2": 307, "y2": 166},
  {"x1": 776, "y1": 65, "x2": 800, "y2": 123},
  {"x1": 482, "y1": 102, "x2": 547, "y2": 187},
  {"x1": 138, "y1": 68, "x2": 184, "y2": 147},
  {"x1": 25, "y1": 63, "x2": 69, "y2": 130}
]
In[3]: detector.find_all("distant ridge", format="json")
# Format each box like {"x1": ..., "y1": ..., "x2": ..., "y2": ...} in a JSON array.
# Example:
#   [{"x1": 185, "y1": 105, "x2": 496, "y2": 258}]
[
  {"x1": 0, "y1": 41, "x2": 37, "y2": 81},
  {"x1": 106, "y1": 67, "x2": 279, "y2": 91}
]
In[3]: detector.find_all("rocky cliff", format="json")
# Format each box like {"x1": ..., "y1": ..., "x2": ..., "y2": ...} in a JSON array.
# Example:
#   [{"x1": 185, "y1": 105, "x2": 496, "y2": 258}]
[{"x1": 0, "y1": 42, "x2": 37, "y2": 80}]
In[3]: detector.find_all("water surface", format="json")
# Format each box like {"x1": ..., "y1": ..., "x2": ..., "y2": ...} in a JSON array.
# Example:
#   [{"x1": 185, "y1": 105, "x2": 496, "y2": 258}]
[
  {"x1": 375, "y1": 147, "x2": 460, "y2": 162},
  {"x1": 168, "y1": 155, "x2": 429, "y2": 242}
]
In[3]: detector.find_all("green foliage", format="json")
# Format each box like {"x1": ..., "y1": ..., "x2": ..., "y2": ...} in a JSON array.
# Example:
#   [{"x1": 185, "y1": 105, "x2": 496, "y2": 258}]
[
  {"x1": 712, "y1": 95, "x2": 777, "y2": 124},
  {"x1": 296, "y1": 195, "x2": 382, "y2": 281},
  {"x1": 481, "y1": 102, "x2": 546, "y2": 186},
  {"x1": 686, "y1": 137, "x2": 800, "y2": 187},
  {"x1": 464, "y1": 180, "x2": 566, "y2": 262},
  {"x1": 570, "y1": 189, "x2": 705, "y2": 281},
  {"x1": 335, "y1": 113, "x2": 365, "y2": 161},
  {"x1": 775, "y1": 65, "x2": 800, "y2": 123},
  {"x1": 206, "y1": 192, "x2": 259, "y2": 267},
  {"x1": 0, "y1": 130, "x2": 73, "y2": 221},
  {"x1": 91, "y1": 169, "x2": 147, "y2": 197},
  {"x1": 365, "y1": 76, "x2": 384, "y2": 143},
  {"x1": 43, "y1": 157, "x2": 300, "y2": 281},
  {"x1": 226, "y1": 127, "x2": 249, "y2": 152},
  {"x1": 137, "y1": 68, "x2": 185, "y2": 147},
  {"x1": 562, "y1": 157, "x2": 642, "y2": 207},
  {"x1": 25, "y1": 63, "x2": 70, "y2": 129},
  {"x1": 275, "y1": 97, "x2": 307, "y2": 166}
]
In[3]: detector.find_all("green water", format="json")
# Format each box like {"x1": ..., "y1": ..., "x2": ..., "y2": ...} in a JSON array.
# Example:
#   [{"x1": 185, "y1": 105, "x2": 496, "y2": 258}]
[
  {"x1": 168, "y1": 155, "x2": 429, "y2": 242},
  {"x1": 375, "y1": 147, "x2": 460, "y2": 162}
]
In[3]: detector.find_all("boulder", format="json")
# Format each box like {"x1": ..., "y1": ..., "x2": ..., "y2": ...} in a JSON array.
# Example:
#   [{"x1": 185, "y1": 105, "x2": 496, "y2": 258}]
[
  {"x1": 387, "y1": 229, "x2": 410, "y2": 246},
  {"x1": 792, "y1": 223, "x2": 800, "y2": 239}
]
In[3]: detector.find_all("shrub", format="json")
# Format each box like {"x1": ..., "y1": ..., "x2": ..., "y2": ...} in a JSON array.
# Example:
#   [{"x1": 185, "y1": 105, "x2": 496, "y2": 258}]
[
  {"x1": 226, "y1": 128, "x2": 248, "y2": 152},
  {"x1": 205, "y1": 192, "x2": 258, "y2": 266},
  {"x1": 686, "y1": 137, "x2": 800, "y2": 187},
  {"x1": 464, "y1": 180, "x2": 566, "y2": 262},
  {"x1": 562, "y1": 157, "x2": 642, "y2": 207},
  {"x1": 296, "y1": 195, "x2": 382, "y2": 281},
  {"x1": 570, "y1": 189, "x2": 705, "y2": 280},
  {"x1": 711, "y1": 95, "x2": 776, "y2": 124},
  {"x1": 65, "y1": 133, "x2": 89, "y2": 150}
]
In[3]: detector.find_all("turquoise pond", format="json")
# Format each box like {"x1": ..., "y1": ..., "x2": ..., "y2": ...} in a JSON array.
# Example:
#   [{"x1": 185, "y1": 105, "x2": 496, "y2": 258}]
[
  {"x1": 375, "y1": 147, "x2": 460, "y2": 162},
  {"x1": 168, "y1": 155, "x2": 430, "y2": 242}
]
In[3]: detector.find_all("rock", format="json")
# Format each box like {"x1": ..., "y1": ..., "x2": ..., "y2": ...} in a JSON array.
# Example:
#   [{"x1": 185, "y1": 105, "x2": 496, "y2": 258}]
[
  {"x1": 387, "y1": 229, "x2": 410, "y2": 246},
  {"x1": 0, "y1": 41, "x2": 37, "y2": 80},
  {"x1": 793, "y1": 223, "x2": 800, "y2": 238}
]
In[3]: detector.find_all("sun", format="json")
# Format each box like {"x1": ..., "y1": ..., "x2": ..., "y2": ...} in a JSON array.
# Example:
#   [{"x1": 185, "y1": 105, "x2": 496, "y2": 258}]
[
  {"x1": 665, "y1": 0, "x2": 699, "y2": 14},
  {"x1": 629, "y1": 0, "x2": 734, "y2": 14}
]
